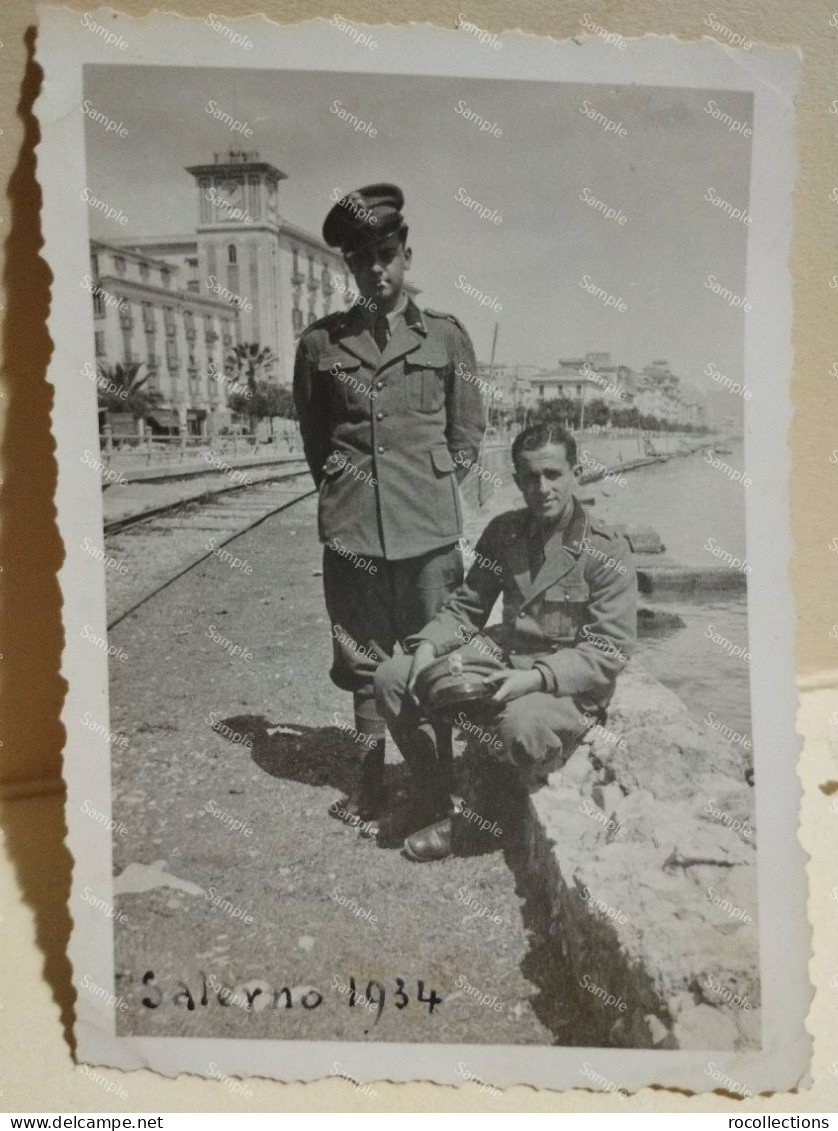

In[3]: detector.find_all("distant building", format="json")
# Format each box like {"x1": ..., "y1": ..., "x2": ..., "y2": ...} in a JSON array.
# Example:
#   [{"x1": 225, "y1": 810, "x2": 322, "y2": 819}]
[
  {"x1": 528, "y1": 353, "x2": 636, "y2": 407},
  {"x1": 89, "y1": 149, "x2": 418, "y2": 436}
]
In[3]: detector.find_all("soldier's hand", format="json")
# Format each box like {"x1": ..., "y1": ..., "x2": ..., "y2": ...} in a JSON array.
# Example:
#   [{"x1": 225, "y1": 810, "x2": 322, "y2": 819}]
[
  {"x1": 484, "y1": 668, "x2": 543, "y2": 705},
  {"x1": 407, "y1": 641, "x2": 436, "y2": 707}
]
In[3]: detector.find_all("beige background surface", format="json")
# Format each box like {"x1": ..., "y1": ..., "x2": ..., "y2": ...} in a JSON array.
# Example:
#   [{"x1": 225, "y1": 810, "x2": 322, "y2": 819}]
[{"x1": 0, "y1": 0, "x2": 834, "y2": 1113}]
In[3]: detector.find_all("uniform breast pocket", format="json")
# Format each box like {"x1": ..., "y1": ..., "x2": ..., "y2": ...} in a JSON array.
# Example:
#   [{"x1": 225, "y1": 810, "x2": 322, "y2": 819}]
[
  {"x1": 404, "y1": 349, "x2": 448, "y2": 413},
  {"x1": 318, "y1": 355, "x2": 371, "y2": 413},
  {"x1": 541, "y1": 583, "x2": 589, "y2": 642}
]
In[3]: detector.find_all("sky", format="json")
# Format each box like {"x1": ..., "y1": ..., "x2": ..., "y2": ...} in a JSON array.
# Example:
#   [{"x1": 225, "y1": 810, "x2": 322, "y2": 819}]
[{"x1": 83, "y1": 65, "x2": 753, "y2": 416}]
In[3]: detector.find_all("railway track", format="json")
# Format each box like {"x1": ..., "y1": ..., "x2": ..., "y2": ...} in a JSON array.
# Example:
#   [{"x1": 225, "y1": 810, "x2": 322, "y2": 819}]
[{"x1": 103, "y1": 468, "x2": 317, "y2": 629}]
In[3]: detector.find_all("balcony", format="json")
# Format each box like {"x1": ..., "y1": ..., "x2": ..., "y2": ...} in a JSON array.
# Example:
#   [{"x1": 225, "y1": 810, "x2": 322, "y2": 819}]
[{"x1": 291, "y1": 271, "x2": 305, "y2": 286}]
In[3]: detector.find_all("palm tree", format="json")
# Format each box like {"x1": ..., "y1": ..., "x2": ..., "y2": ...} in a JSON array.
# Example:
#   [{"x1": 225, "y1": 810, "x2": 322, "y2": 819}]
[
  {"x1": 97, "y1": 361, "x2": 163, "y2": 433},
  {"x1": 225, "y1": 343, "x2": 277, "y2": 433}
]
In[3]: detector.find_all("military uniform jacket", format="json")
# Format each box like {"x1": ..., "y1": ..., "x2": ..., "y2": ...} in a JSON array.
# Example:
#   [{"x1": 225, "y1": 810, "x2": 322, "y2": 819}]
[
  {"x1": 411, "y1": 498, "x2": 637, "y2": 708},
  {"x1": 293, "y1": 298, "x2": 484, "y2": 560}
]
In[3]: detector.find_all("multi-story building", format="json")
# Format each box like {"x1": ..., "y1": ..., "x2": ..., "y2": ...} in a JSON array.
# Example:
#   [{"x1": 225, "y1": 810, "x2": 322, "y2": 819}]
[
  {"x1": 528, "y1": 353, "x2": 636, "y2": 407},
  {"x1": 89, "y1": 149, "x2": 418, "y2": 437}
]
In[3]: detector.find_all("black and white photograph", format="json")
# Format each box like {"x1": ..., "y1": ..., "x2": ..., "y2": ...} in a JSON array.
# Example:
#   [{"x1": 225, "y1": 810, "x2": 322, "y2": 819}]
[{"x1": 37, "y1": 10, "x2": 806, "y2": 1093}]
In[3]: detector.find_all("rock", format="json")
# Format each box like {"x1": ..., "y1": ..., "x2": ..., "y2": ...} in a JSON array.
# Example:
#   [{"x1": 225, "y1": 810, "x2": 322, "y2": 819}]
[{"x1": 672, "y1": 1003, "x2": 738, "y2": 1049}]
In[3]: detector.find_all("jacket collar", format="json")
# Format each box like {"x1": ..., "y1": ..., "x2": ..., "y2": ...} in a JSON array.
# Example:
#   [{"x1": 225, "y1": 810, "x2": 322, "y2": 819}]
[
  {"x1": 513, "y1": 498, "x2": 589, "y2": 608},
  {"x1": 334, "y1": 297, "x2": 427, "y2": 369}
]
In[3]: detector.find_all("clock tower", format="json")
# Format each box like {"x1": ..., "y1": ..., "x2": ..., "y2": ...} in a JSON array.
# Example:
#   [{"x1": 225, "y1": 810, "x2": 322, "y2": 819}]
[{"x1": 186, "y1": 150, "x2": 287, "y2": 376}]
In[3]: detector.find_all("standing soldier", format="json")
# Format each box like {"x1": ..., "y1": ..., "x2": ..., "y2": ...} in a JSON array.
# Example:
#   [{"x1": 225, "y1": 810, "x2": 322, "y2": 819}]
[{"x1": 293, "y1": 183, "x2": 485, "y2": 833}]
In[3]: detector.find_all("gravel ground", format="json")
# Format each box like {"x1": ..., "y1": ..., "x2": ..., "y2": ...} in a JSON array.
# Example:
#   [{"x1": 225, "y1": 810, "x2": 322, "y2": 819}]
[{"x1": 108, "y1": 486, "x2": 555, "y2": 1046}]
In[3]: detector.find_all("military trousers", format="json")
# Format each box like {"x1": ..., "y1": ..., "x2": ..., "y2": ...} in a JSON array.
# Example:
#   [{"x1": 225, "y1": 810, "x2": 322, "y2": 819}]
[
  {"x1": 322, "y1": 541, "x2": 463, "y2": 701},
  {"x1": 374, "y1": 652, "x2": 593, "y2": 794}
]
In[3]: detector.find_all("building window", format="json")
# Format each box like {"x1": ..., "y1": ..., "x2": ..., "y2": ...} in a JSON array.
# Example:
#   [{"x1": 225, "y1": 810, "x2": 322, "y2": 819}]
[
  {"x1": 92, "y1": 290, "x2": 105, "y2": 317},
  {"x1": 90, "y1": 253, "x2": 99, "y2": 278},
  {"x1": 538, "y1": 384, "x2": 544, "y2": 397},
  {"x1": 139, "y1": 262, "x2": 150, "y2": 282},
  {"x1": 292, "y1": 308, "x2": 303, "y2": 335},
  {"x1": 122, "y1": 332, "x2": 132, "y2": 364},
  {"x1": 160, "y1": 267, "x2": 171, "y2": 288},
  {"x1": 114, "y1": 256, "x2": 126, "y2": 275},
  {"x1": 142, "y1": 302, "x2": 155, "y2": 331},
  {"x1": 166, "y1": 338, "x2": 179, "y2": 367},
  {"x1": 163, "y1": 307, "x2": 176, "y2": 337},
  {"x1": 200, "y1": 178, "x2": 212, "y2": 222},
  {"x1": 94, "y1": 331, "x2": 106, "y2": 358},
  {"x1": 228, "y1": 244, "x2": 237, "y2": 265}
]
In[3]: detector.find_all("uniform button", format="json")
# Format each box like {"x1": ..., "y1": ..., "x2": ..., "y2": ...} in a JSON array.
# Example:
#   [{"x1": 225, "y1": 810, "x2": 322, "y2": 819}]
[
  {"x1": 509, "y1": 649, "x2": 517, "y2": 656},
  {"x1": 375, "y1": 381, "x2": 384, "y2": 390},
  {"x1": 377, "y1": 445, "x2": 386, "y2": 454},
  {"x1": 550, "y1": 643, "x2": 560, "y2": 653},
  {"x1": 375, "y1": 412, "x2": 385, "y2": 421},
  {"x1": 517, "y1": 611, "x2": 526, "y2": 618}
]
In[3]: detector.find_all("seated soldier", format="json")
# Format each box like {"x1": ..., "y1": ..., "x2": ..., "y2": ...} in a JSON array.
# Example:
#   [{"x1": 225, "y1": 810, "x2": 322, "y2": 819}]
[{"x1": 374, "y1": 423, "x2": 637, "y2": 862}]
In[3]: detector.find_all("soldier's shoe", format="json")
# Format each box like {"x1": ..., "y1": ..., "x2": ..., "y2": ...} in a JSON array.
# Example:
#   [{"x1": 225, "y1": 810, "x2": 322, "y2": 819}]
[
  {"x1": 373, "y1": 797, "x2": 450, "y2": 849},
  {"x1": 403, "y1": 817, "x2": 454, "y2": 863}
]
